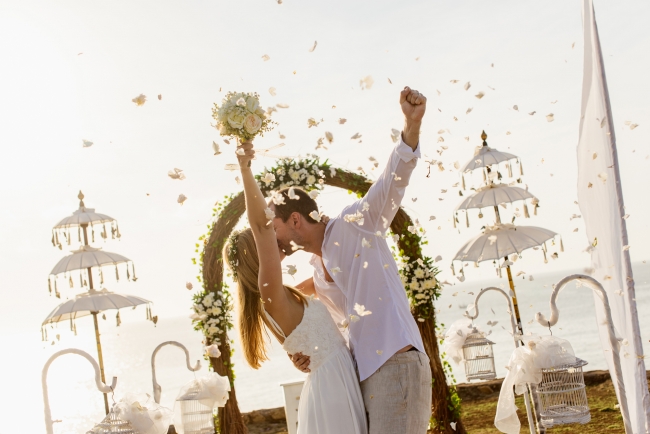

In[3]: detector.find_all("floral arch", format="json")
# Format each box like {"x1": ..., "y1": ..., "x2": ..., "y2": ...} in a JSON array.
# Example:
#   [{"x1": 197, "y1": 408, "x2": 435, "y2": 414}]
[{"x1": 191, "y1": 156, "x2": 464, "y2": 434}]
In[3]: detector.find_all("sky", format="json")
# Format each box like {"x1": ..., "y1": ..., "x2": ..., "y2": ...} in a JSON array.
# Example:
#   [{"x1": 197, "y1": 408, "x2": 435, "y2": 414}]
[{"x1": 0, "y1": 0, "x2": 648, "y2": 401}]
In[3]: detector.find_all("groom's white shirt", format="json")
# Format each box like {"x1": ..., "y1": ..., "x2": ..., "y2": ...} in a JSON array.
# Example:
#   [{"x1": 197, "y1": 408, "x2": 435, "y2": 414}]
[{"x1": 310, "y1": 138, "x2": 425, "y2": 381}]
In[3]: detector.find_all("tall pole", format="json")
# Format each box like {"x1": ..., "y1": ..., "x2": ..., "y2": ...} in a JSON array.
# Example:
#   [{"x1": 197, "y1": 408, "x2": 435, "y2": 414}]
[{"x1": 92, "y1": 312, "x2": 110, "y2": 414}]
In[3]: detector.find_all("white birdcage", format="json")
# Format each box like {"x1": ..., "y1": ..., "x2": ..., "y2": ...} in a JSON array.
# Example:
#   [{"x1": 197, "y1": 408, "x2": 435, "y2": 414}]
[
  {"x1": 175, "y1": 384, "x2": 215, "y2": 434},
  {"x1": 86, "y1": 407, "x2": 138, "y2": 434},
  {"x1": 462, "y1": 327, "x2": 497, "y2": 381},
  {"x1": 536, "y1": 358, "x2": 591, "y2": 428}
]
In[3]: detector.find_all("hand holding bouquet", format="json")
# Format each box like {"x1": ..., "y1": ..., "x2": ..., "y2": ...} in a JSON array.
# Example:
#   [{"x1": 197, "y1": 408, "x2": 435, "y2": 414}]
[{"x1": 212, "y1": 92, "x2": 275, "y2": 141}]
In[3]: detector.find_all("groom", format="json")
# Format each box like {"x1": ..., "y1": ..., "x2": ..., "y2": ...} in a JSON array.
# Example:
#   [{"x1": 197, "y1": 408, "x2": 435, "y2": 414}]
[{"x1": 270, "y1": 86, "x2": 431, "y2": 433}]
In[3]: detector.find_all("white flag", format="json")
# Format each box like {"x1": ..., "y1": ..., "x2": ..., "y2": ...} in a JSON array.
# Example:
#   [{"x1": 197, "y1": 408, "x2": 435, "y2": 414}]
[{"x1": 578, "y1": 1, "x2": 650, "y2": 431}]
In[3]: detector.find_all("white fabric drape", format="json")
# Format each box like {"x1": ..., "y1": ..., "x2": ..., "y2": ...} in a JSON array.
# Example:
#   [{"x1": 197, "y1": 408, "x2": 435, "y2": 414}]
[{"x1": 577, "y1": 1, "x2": 650, "y2": 432}]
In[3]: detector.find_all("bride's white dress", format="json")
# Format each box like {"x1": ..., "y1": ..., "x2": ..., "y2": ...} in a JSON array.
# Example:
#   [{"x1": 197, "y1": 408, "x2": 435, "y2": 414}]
[{"x1": 265, "y1": 298, "x2": 367, "y2": 434}]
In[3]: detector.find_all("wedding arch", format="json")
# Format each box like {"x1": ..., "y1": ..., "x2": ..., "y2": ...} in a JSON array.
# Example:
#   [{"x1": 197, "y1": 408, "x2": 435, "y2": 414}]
[{"x1": 191, "y1": 156, "x2": 465, "y2": 434}]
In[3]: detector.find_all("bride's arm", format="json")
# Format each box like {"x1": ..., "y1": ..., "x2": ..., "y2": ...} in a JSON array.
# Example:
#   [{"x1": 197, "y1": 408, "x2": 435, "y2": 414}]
[{"x1": 237, "y1": 141, "x2": 290, "y2": 314}]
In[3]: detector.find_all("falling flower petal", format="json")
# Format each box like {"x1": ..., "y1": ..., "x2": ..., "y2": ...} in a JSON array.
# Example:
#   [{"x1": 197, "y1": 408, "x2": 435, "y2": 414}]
[
  {"x1": 391, "y1": 128, "x2": 401, "y2": 143},
  {"x1": 546, "y1": 113, "x2": 554, "y2": 122},
  {"x1": 362, "y1": 238, "x2": 372, "y2": 248},
  {"x1": 513, "y1": 105, "x2": 519, "y2": 111},
  {"x1": 464, "y1": 82, "x2": 471, "y2": 91},
  {"x1": 276, "y1": 103, "x2": 290, "y2": 109},
  {"x1": 600, "y1": 116, "x2": 608, "y2": 128},
  {"x1": 177, "y1": 194, "x2": 187, "y2": 205},
  {"x1": 325, "y1": 131, "x2": 334, "y2": 143},
  {"x1": 598, "y1": 172, "x2": 607, "y2": 183},
  {"x1": 308, "y1": 41, "x2": 318, "y2": 52},
  {"x1": 354, "y1": 303, "x2": 372, "y2": 316},
  {"x1": 132, "y1": 94, "x2": 146, "y2": 106},
  {"x1": 376, "y1": 350, "x2": 383, "y2": 355},
  {"x1": 261, "y1": 54, "x2": 270, "y2": 61},
  {"x1": 331, "y1": 266, "x2": 342, "y2": 275},
  {"x1": 82, "y1": 139, "x2": 93, "y2": 148},
  {"x1": 630, "y1": 123, "x2": 639, "y2": 130},
  {"x1": 290, "y1": 240, "x2": 304, "y2": 251},
  {"x1": 475, "y1": 91, "x2": 485, "y2": 99},
  {"x1": 288, "y1": 187, "x2": 300, "y2": 200},
  {"x1": 212, "y1": 141, "x2": 221, "y2": 155},
  {"x1": 466, "y1": 107, "x2": 473, "y2": 115},
  {"x1": 360, "y1": 76, "x2": 374, "y2": 90},
  {"x1": 339, "y1": 118, "x2": 347, "y2": 124},
  {"x1": 309, "y1": 210, "x2": 321, "y2": 222},
  {"x1": 264, "y1": 207, "x2": 276, "y2": 221},
  {"x1": 269, "y1": 87, "x2": 277, "y2": 96},
  {"x1": 286, "y1": 264, "x2": 297, "y2": 275},
  {"x1": 186, "y1": 282, "x2": 193, "y2": 290},
  {"x1": 351, "y1": 133, "x2": 362, "y2": 140}
]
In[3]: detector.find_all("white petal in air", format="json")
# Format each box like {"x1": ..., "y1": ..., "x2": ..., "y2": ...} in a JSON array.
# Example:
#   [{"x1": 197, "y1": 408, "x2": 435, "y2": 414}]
[
  {"x1": 82, "y1": 139, "x2": 93, "y2": 148},
  {"x1": 354, "y1": 303, "x2": 372, "y2": 316},
  {"x1": 288, "y1": 187, "x2": 299, "y2": 200},
  {"x1": 261, "y1": 54, "x2": 270, "y2": 61},
  {"x1": 464, "y1": 82, "x2": 471, "y2": 91},
  {"x1": 309, "y1": 41, "x2": 318, "y2": 52},
  {"x1": 286, "y1": 265, "x2": 297, "y2": 275},
  {"x1": 290, "y1": 240, "x2": 304, "y2": 251},
  {"x1": 309, "y1": 210, "x2": 321, "y2": 222},
  {"x1": 132, "y1": 94, "x2": 146, "y2": 106},
  {"x1": 546, "y1": 113, "x2": 554, "y2": 122},
  {"x1": 212, "y1": 141, "x2": 221, "y2": 155},
  {"x1": 362, "y1": 238, "x2": 372, "y2": 248},
  {"x1": 331, "y1": 267, "x2": 342, "y2": 275},
  {"x1": 269, "y1": 87, "x2": 277, "y2": 96},
  {"x1": 177, "y1": 194, "x2": 187, "y2": 205},
  {"x1": 308, "y1": 190, "x2": 320, "y2": 199},
  {"x1": 360, "y1": 76, "x2": 374, "y2": 90}
]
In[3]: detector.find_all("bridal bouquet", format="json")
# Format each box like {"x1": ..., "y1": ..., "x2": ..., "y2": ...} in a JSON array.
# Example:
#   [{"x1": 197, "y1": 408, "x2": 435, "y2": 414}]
[{"x1": 212, "y1": 91, "x2": 275, "y2": 141}]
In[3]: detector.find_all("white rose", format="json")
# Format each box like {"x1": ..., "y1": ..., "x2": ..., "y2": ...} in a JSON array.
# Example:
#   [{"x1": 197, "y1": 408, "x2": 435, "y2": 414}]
[
  {"x1": 290, "y1": 172, "x2": 301, "y2": 181},
  {"x1": 244, "y1": 114, "x2": 262, "y2": 134},
  {"x1": 227, "y1": 110, "x2": 246, "y2": 129},
  {"x1": 246, "y1": 96, "x2": 260, "y2": 114},
  {"x1": 306, "y1": 175, "x2": 316, "y2": 185}
]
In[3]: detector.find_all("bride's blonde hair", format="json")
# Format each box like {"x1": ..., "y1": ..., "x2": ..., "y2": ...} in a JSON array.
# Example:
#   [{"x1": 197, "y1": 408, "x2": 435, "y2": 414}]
[{"x1": 224, "y1": 228, "x2": 307, "y2": 369}]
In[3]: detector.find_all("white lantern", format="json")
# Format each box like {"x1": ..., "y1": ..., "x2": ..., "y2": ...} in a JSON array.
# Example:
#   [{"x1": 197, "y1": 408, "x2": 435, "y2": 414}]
[
  {"x1": 175, "y1": 383, "x2": 215, "y2": 434},
  {"x1": 462, "y1": 327, "x2": 496, "y2": 381},
  {"x1": 536, "y1": 358, "x2": 591, "y2": 428},
  {"x1": 86, "y1": 407, "x2": 137, "y2": 434}
]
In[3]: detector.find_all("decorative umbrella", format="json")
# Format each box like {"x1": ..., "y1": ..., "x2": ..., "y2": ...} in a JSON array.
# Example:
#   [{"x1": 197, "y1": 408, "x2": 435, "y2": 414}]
[
  {"x1": 48, "y1": 245, "x2": 136, "y2": 296},
  {"x1": 460, "y1": 131, "x2": 523, "y2": 189},
  {"x1": 453, "y1": 224, "x2": 559, "y2": 265},
  {"x1": 455, "y1": 184, "x2": 538, "y2": 227},
  {"x1": 52, "y1": 191, "x2": 120, "y2": 248},
  {"x1": 42, "y1": 288, "x2": 154, "y2": 414}
]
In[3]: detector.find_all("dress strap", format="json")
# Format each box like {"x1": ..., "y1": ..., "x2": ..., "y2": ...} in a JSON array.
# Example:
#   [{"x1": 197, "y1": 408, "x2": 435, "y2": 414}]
[{"x1": 263, "y1": 309, "x2": 286, "y2": 340}]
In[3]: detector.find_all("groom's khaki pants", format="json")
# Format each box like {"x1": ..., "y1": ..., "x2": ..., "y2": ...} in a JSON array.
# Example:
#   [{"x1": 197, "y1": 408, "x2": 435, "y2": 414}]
[{"x1": 360, "y1": 351, "x2": 432, "y2": 434}]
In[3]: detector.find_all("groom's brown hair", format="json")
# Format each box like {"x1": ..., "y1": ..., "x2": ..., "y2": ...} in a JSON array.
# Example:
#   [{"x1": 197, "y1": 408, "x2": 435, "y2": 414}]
[{"x1": 273, "y1": 187, "x2": 320, "y2": 224}]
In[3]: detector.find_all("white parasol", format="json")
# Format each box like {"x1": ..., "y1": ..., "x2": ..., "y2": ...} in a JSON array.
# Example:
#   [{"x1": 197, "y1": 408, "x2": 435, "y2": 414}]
[
  {"x1": 460, "y1": 131, "x2": 523, "y2": 189},
  {"x1": 51, "y1": 191, "x2": 120, "y2": 248},
  {"x1": 50, "y1": 245, "x2": 132, "y2": 275},
  {"x1": 42, "y1": 288, "x2": 151, "y2": 324},
  {"x1": 48, "y1": 245, "x2": 136, "y2": 295},
  {"x1": 453, "y1": 224, "x2": 558, "y2": 264},
  {"x1": 456, "y1": 184, "x2": 536, "y2": 212}
]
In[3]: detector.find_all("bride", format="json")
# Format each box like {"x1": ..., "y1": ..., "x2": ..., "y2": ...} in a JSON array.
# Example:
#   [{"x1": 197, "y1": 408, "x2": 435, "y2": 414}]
[{"x1": 224, "y1": 142, "x2": 367, "y2": 434}]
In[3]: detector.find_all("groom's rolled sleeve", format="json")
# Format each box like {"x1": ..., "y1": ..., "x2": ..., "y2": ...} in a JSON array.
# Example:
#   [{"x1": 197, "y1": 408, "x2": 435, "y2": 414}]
[{"x1": 359, "y1": 138, "x2": 421, "y2": 232}]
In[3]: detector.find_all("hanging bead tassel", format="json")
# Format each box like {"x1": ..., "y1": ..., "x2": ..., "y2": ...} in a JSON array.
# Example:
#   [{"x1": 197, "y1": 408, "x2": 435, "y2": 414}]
[
  {"x1": 91, "y1": 225, "x2": 95, "y2": 243},
  {"x1": 67, "y1": 230, "x2": 71, "y2": 245},
  {"x1": 115, "y1": 265, "x2": 120, "y2": 282},
  {"x1": 451, "y1": 263, "x2": 456, "y2": 276},
  {"x1": 462, "y1": 175, "x2": 466, "y2": 190},
  {"x1": 42, "y1": 327, "x2": 47, "y2": 342},
  {"x1": 116, "y1": 224, "x2": 121, "y2": 240},
  {"x1": 498, "y1": 266, "x2": 502, "y2": 278},
  {"x1": 48, "y1": 279, "x2": 52, "y2": 295},
  {"x1": 520, "y1": 160, "x2": 524, "y2": 176},
  {"x1": 543, "y1": 247, "x2": 548, "y2": 264},
  {"x1": 534, "y1": 203, "x2": 538, "y2": 216},
  {"x1": 51, "y1": 232, "x2": 56, "y2": 247},
  {"x1": 508, "y1": 162, "x2": 513, "y2": 178},
  {"x1": 55, "y1": 280, "x2": 60, "y2": 298},
  {"x1": 131, "y1": 263, "x2": 137, "y2": 281},
  {"x1": 100, "y1": 268, "x2": 104, "y2": 285},
  {"x1": 73, "y1": 322, "x2": 77, "y2": 336},
  {"x1": 69, "y1": 275, "x2": 73, "y2": 288},
  {"x1": 483, "y1": 168, "x2": 487, "y2": 183},
  {"x1": 79, "y1": 272, "x2": 83, "y2": 288},
  {"x1": 116, "y1": 311, "x2": 121, "y2": 327},
  {"x1": 70, "y1": 317, "x2": 74, "y2": 332},
  {"x1": 126, "y1": 265, "x2": 131, "y2": 281},
  {"x1": 524, "y1": 203, "x2": 530, "y2": 218},
  {"x1": 453, "y1": 214, "x2": 457, "y2": 229},
  {"x1": 465, "y1": 211, "x2": 470, "y2": 228},
  {"x1": 560, "y1": 237, "x2": 565, "y2": 252},
  {"x1": 78, "y1": 226, "x2": 81, "y2": 243}
]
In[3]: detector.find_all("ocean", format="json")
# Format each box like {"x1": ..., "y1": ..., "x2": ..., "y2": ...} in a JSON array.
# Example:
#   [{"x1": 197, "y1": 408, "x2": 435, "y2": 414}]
[{"x1": 3, "y1": 264, "x2": 649, "y2": 434}]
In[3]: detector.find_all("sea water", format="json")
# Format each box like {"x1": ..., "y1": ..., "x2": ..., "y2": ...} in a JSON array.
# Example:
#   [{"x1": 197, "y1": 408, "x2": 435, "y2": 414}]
[{"x1": 3, "y1": 265, "x2": 649, "y2": 434}]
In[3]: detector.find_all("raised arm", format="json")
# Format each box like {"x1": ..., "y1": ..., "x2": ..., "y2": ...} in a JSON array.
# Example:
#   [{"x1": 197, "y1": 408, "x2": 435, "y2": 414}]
[
  {"x1": 349, "y1": 87, "x2": 427, "y2": 231},
  {"x1": 237, "y1": 142, "x2": 289, "y2": 315}
]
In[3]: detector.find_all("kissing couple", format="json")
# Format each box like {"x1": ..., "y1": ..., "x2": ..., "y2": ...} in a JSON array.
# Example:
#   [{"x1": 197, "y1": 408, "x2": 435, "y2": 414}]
[{"x1": 225, "y1": 87, "x2": 432, "y2": 434}]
